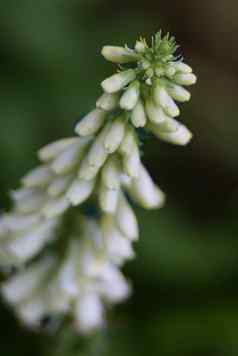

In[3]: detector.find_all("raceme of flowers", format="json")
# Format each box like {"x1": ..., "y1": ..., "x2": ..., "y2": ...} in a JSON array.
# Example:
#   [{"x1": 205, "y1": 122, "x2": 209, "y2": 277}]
[{"x1": 0, "y1": 31, "x2": 196, "y2": 334}]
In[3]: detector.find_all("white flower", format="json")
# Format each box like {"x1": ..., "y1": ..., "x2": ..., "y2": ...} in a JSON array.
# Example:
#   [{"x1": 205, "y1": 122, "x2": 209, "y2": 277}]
[
  {"x1": 172, "y1": 61, "x2": 192, "y2": 74},
  {"x1": 101, "y1": 157, "x2": 121, "y2": 190},
  {"x1": 38, "y1": 138, "x2": 78, "y2": 162},
  {"x1": 120, "y1": 81, "x2": 140, "y2": 111},
  {"x1": 166, "y1": 82, "x2": 191, "y2": 102},
  {"x1": 148, "y1": 119, "x2": 193, "y2": 145},
  {"x1": 153, "y1": 82, "x2": 180, "y2": 117},
  {"x1": 128, "y1": 164, "x2": 166, "y2": 209},
  {"x1": 67, "y1": 178, "x2": 95, "y2": 206},
  {"x1": 22, "y1": 165, "x2": 53, "y2": 188},
  {"x1": 103, "y1": 118, "x2": 126, "y2": 153},
  {"x1": 101, "y1": 46, "x2": 139, "y2": 64},
  {"x1": 116, "y1": 195, "x2": 139, "y2": 241},
  {"x1": 75, "y1": 109, "x2": 106, "y2": 136},
  {"x1": 96, "y1": 93, "x2": 119, "y2": 111},
  {"x1": 131, "y1": 99, "x2": 147, "y2": 128},
  {"x1": 75, "y1": 293, "x2": 104, "y2": 334},
  {"x1": 145, "y1": 99, "x2": 169, "y2": 124},
  {"x1": 173, "y1": 72, "x2": 197, "y2": 86},
  {"x1": 99, "y1": 184, "x2": 119, "y2": 214},
  {"x1": 101, "y1": 69, "x2": 136, "y2": 94}
]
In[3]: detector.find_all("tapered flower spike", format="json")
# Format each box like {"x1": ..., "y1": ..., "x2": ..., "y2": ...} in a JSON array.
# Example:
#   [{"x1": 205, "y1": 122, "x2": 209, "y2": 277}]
[{"x1": 0, "y1": 31, "x2": 196, "y2": 334}]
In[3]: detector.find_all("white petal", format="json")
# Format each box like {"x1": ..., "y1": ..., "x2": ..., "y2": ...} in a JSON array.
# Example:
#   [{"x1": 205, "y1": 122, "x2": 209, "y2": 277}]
[
  {"x1": 102, "y1": 215, "x2": 134, "y2": 264},
  {"x1": 131, "y1": 99, "x2": 147, "y2": 128},
  {"x1": 172, "y1": 62, "x2": 193, "y2": 74},
  {"x1": 75, "y1": 293, "x2": 104, "y2": 333},
  {"x1": 5, "y1": 218, "x2": 59, "y2": 263},
  {"x1": 101, "y1": 69, "x2": 136, "y2": 94},
  {"x1": 104, "y1": 119, "x2": 125, "y2": 153},
  {"x1": 120, "y1": 81, "x2": 140, "y2": 111},
  {"x1": 43, "y1": 196, "x2": 70, "y2": 218},
  {"x1": 67, "y1": 178, "x2": 95, "y2": 206},
  {"x1": 100, "y1": 264, "x2": 131, "y2": 303},
  {"x1": 4, "y1": 213, "x2": 41, "y2": 233},
  {"x1": 101, "y1": 157, "x2": 121, "y2": 190},
  {"x1": 38, "y1": 138, "x2": 78, "y2": 162},
  {"x1": 173, "y1": 73, "x2": 197, "y2": 86},
  {"x1": 116, "y1": 195, "x2": 139, "y2": 241},
  {"x1": 153, "y1": 84, "x2": 180, "y2": 117},
  {"x1": 75, "y1": 109, "x2": 106, "y2": 136},
  {"x1": 148, "y1": 120, "x2": 193, "y2": 145},
  {"x1": 99, "y1": 185, "x2": 119, "y2": 214},
  {"x1": 86, "y1": 125, "x2": 110, "y2": 168},
  {"x1": 166, "y1": 82, "x2": 191, "y2": 102},
  {"x1": 128, "y1": 164, "x2": 166, "y2": 209},
  {"x1": 1, "y1": 256, "x2": 54, "y2": 305},
  {"x1": 18, "y1": 296, "x2": 47, "y2": 326},
  {"x1": 122, "y1": 145, "x2": 140, "y2": 178},
  {"x1": 22, "y1": 165, "x2": 53, "y2": 188},
  {"x1": 96, "y1": 93, "x2": 119, "y2": 111},
  {"x1": 145, "y1": 99, "x2": 168, "y2": 124},
  {"x1": 12, "y1": 188, "x2": 47, "y2": 214},
  {"x1": 51, "y1": 139, "x2": 89, "y2": 175},
  {"x1": 47, "y1": 174, "x2": 73, "y2": 198},
  {"x1": 101, "y1": 46, "x2": 138, "y2": 63}
]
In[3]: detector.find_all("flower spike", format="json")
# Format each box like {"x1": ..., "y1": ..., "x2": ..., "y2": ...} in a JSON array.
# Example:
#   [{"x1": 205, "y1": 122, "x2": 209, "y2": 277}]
[{"x1": 0, "y1": 30, "x2": 196, "y2": 334}]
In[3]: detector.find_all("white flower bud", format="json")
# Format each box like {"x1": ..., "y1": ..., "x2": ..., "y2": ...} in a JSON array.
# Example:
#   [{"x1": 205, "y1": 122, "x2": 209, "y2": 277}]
[
  {"x1": 75, "y1": 109, "x2": 106, "y2": 136},
  {"x1": 1, "y1": 257, "x2": 54, "y2": 304},
  {"x1": 75, "y1": 293, "x2": 104, "y2": 333},
  {"x1": 148, "y1": 119, "x2": 193, "y2": 145},
  {"x1": 51, "y1": 140, "x2": 88, "y2": 175},
  {"x1": 172, "y1": 62, "x2": 192, "y2": 74},
  {"x1": 116, "y1": 195, "x2": 139, "y2": 241},
  {"x1": 123, "y1": 145, "x2": 140, "y2": 178},
  {"x1": 43, "y1": 196, "x2": 70, "y2": 219},
  {"x1": 22, "y1": 166, "x2": 53, "y2": 188},
  {"x1": 173, "y1": 73, "x2": 197, "y2": 86},
  {"x1": 101, "y1": 46, "x2": 139, "y2": 64},
  {"x1": 3, "y1": 213, "x2": 41, "y2": 233},
  {"x1": 104, "y1": 118, "x2": 125, "y2": 153},
  {"x1": 85, "y1": 124, "x2": 110, "y2": 168},
  {"x1": 38, "y1": 138, "x2": 78, "y2": 162},
  {"x1": 153, "y1": 83, "x2": 180, "y2": 117},
  {"x1": 102, "y1": 215, "x2": 134, "y2": 264},
  {"x1": 99, "y1": 185, "x2": 119, "y2": 214},
  {"x1": 100, "y1": 264, "x2": 131, "y2": 302},
  {"x1": 67, "y1": 178, "x2": 95, "y2": 206},
  {"x1": 135, "y1": 40, "x2": 146, "y2": 53},
  {"x1": 12, "y1": 188, "x2": 47, "y2": 214},
  {"x1": 101, "y1": 69, "x2": 136, "y2": 94},
  {"x1": 18, "y1": 296, "x2": 47, "y2": 326},
  {"x1": 131, "y1": 99, "x2": 147, "y2": 128},
  {"x1": 145, "y1": 99, "x2": 168, "y2": 124},
  {"x1": 78, "y1": 157, "x2": 99, "y2": 180},
  {"x1": 148, "y1": 117, "x2": 179, "y2": 133},
  {"x1": 166, "y1": 82, "x2": 191, "y2": 102},
  {"x1": 119, "y1": 129, "x2": 137, "y2": 156},
  {"x1": 96, "y1": 93, "x2": 119, "y2": 111},
  {"x1": 5, "y1": 218, "x2": 59, "y2": 263},
  {"x1": 120, "y1": 81, "x2": 140, "y2": 111},
  {"x1": 102, "y1": 157, "x2": 121, "y2": 190},
  {"x1": 48, "y1": 174, "x2": 73, "y2": 198},
  {"x1": 128, "y1": 164, "x2": 166, "y2": 209}
]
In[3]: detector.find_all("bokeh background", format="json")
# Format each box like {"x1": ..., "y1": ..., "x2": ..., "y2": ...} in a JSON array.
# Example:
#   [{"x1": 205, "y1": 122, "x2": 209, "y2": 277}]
[{"x1": 0, "y1": 1, "x2": 238, "y2": 355}]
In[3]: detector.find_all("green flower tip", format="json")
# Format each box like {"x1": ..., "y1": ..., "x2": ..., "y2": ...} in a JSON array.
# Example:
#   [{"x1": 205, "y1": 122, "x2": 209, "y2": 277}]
[{"x1": 101, "y1": 31, "x2": 196, "y2": 86}]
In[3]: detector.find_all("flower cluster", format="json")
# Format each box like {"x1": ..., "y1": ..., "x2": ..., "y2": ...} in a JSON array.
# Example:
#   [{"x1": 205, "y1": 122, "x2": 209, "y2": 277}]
[{"x1": 0, "y1": 32, "x2": 196, "y2": 334}]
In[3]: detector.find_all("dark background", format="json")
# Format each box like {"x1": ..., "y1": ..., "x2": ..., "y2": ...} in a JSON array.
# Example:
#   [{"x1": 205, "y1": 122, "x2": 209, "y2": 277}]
[{"x1": 0, "y1": 1, "x2": 238, "y2": 355}]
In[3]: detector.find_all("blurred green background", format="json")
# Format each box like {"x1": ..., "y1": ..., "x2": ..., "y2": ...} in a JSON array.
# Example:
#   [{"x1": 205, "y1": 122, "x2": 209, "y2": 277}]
[{"x1": 1, "y1": 0, "x2": 238, "y2": 355}]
